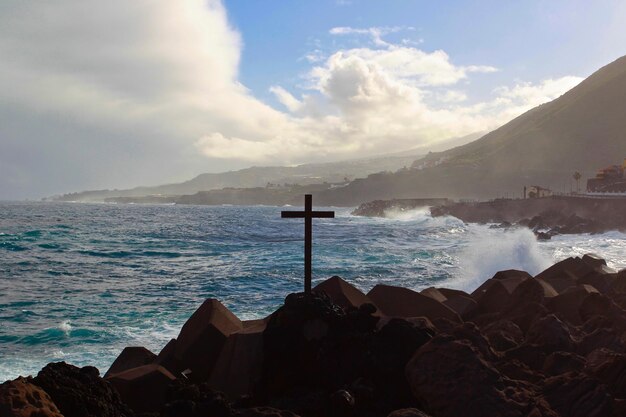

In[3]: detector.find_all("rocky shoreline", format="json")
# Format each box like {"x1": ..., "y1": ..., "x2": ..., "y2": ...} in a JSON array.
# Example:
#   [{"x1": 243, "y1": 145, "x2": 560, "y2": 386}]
[
  {"x1": 3, "y1": 255, "x2": 626, "y2": 417},
  {"x1": 351, "y1": 199, "x2": 449, "y2": 218},
  {"x1": 430, "y1": 196, "x2": 626, "y2": 238},
  {"x1": 352, "y1": 196, "x2": 626, "y2": 238}
]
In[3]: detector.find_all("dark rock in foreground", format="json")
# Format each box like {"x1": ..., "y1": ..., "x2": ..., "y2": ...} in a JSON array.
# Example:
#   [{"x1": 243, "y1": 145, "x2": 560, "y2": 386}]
[{"x1": 4, "y1": 254, "x2": 626, "y2": 417}]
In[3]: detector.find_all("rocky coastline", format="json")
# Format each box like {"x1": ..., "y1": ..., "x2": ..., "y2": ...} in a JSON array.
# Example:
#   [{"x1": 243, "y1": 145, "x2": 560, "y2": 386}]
[
  {"x1": 353, "y1": 195, "x2": 626, "y2": 238},
  {"x1": 351, "y1": 199, "x2": 449, "y2": 218},
  {"x1": 3, "y1": 255, "x2": 626, "y2": 417}
]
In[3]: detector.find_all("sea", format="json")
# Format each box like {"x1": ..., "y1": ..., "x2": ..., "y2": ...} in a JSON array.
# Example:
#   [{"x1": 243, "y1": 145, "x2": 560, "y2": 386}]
[{"x1": 1, "y1": 201, "x2": 625, "y2": 381}]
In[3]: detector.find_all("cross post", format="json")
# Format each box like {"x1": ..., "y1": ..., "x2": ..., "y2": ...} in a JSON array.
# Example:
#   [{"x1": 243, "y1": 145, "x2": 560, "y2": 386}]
[{"x1": 281, "y1": 194, "x2": 334, "y2": 294}]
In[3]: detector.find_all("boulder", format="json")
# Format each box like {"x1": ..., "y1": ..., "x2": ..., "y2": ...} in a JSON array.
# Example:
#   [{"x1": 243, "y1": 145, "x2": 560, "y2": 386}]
[
  {"x1": 436, "y1": 288, "x2": 471, "y2": 299},
  {"x1": 578, "y1": 271, "x2": 617, "y2": 294},
  {"x1": 367, "y1": 285, "x2": 461, "y2": 323},
  {"x1": 329, "y1": 389, "x2": 355, "y2": 417},
  {"x1": 0, "y1": 377, "x2": 63, "y2": 417},
  {"x1": 471, "y1": 280, "x2": 511, "y2": 316},
  {"x1": 169, "y1": 299, "x2": 243, "y2": 381},
  {"x1": 540, "y1": 373, "x2": 613, "y2": 417},
  {"x1": 106, "y1": 364, "x2": 176, "y2": 413},
  {"x1": 539, "y1": 272, "x2": 578, "y2": 294},
  {"x1": 542, "y1": 351, "x2": 585, "y2": 376},
  {"x1": 236, "y1": 406, "x2": 301, "y2": 416},
  {"x1": 546, "y1": 285, "x2": 599, "y2": 325},
  {"x1": 582, "y1": 253, "x2": 608, "y2": 269},
  {"x1": 491, "y1": 269, "x2": 532, "y2": 282},
  {"x1": 610, "y1": 270, "x2": 626, "y2": 294},
  {"x1": 504, "y1": 344, "x2": 548, "y2": 372},
  {"x1": 579, "y1": 293, "x2": 626, "y2": 324},
  {"x1": 511, "y1": 278, "x2": 558, "y2": 302},
  {"x1": 442, "y1": 294, "x2": 477, "y2": 318},
  {"x1": 481, "y1": 320, "x2": 523, "y2": 352},
  {"x1": 104, "y1": 346, "x2": 156, "y2": 378},
  {"x1": 387, "y1": 409, "x2": 432, "y2": 417},
  {"x1": 314, "y1": 276, "x2": 373, "y2": 310},
  {"x1": 420, "y1": 287, "x2": 476, "y2": 318},
  {"x1": 420, "y1": 287, "x2": 447, "y2": 303},
  {"x1": 259, "y1": 292, "x2": 345, "y2": 398},
  {"x1": 154, "y1": 338, "x2": 178, "y2": 374},
  {"x1": 585, "y1": 349, "x2": 626, "y2": 398},
  {"x1": 525, "y1": 314, "x2": 575, "y2": 353},
  {"x1": 578, "y1": 328, "x2": 626, "y2": 356},
  {"x1": 471, "y1": 274, "x2": 527, "y2": 301},
  {"x1": 33, "y1": 362, "x2": 132, "y2": 417},
  {"x1": 161, "y1": 380, "x2": 233, "y2": 417},
  {"x1": 208, "y1": 321, "x2": 266, "y2": 399},
  {"x1": 535, "y1": 257, "x2": 597, "y2": 283},
  {"x1": 406, "y1": 335, "x2": 539, "y2": 417}
]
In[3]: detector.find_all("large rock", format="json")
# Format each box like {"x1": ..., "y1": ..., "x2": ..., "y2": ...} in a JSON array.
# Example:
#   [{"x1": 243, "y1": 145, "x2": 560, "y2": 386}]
[
  {"x1": 536, "y1": 257, "x2": 597, "y2": 284},
  {"x1": 471, "y1": 274, "x2": 527, "y2": 301},
  {"x1": 540, "y1": 373, "x2": 613, "y2": 417},
  {"x1": 542, "y1": 351, "x2": 585, "y2": 376},
  {"x1": 106, "y1": 364, "x2": 176, "y2": 413},
  {"x1": 236, "y1": 406, "x2": 301, "y2": 416},
  {"x1": 314, "y1": 276, "x2": 373, "y2": 310},
  {"x1": 208, "y1": 320, "x2": 266, "y2": 399},
  {"x1": 421, "y1": 287, "x2": 476, "y2": 318},
  {"x1": 491, "y1": 269, "x2": 532, "y2": 282},
  {"x1": 525, "y1": 314, "x2": 575, "y2": 353},
  {"x1": 169, "y1": 299, "x2": 243, "y2": 381},
  {"x1": 0, "y1": 377, "x2": 63, "y2": 417},
  {"x1": 367, "y1": 285, "x2": 461, "y2": 323},
  {"x1": 104, "y1": 346, "x2": 156, "y2": 378},
  {"x1": 471, "y1": 280, "x2": 511, "y2": 316},
  {"x1": 387, "y1": 409, "x2": 432, "y2": 417},
  {"x1": 259, "y1": 292, "x2": 346, "y2": 398},
  {"x1": 33, "y1": 362, "x2": 132, "y2": 417},
  {"x1": 406, "y1": 335, "x2": 541, "y2": 417},
  {"x1": 585, "y1": 349, "x2": 626, "y2": 398},
  {"x1": 546, "y1": 285, "x2": 599, "y2": 325},
  {"x1": 481, "y1": 320, "x2": 524, "y2": 352}
]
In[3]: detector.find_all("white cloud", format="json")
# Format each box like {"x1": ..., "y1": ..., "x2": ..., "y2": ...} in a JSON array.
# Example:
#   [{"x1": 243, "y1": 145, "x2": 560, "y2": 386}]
[
  {"x1": 0, "y1": 0, "x2": 584, "y2": 198},
  {"x1": 329, "y1": 26, "x2": 410, "y2": 47},
  {"x1": 269, "y1": 86, "x2": 303, "y2": 112}
]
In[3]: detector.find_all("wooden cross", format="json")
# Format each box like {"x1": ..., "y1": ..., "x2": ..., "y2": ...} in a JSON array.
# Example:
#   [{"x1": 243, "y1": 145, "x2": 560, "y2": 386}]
[{"x1": 281, "y1": 194, "x2": 335, "y2": 294}]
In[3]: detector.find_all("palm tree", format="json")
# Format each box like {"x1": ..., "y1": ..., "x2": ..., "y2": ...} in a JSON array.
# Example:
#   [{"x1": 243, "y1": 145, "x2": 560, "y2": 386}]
[{"x1": 573, "y1": 171, "x2": 582, "y2": 193}]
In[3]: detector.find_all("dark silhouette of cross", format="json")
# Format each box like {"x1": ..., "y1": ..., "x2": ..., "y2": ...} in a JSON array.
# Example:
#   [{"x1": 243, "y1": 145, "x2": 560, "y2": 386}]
[{"x1": 282, "y1": 194, "x2": 335, "y2": 294}]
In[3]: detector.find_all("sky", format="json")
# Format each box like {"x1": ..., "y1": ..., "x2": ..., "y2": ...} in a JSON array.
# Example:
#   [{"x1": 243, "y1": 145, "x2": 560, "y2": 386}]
[{"x1": 1, "y1": 0, "x2": 625, "y2": 200}]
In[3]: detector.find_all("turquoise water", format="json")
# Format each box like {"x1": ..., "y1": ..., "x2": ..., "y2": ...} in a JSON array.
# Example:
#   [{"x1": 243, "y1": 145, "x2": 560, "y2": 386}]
[{"x1": 1, "y1": 201, "x2": 625, "y2": 381}]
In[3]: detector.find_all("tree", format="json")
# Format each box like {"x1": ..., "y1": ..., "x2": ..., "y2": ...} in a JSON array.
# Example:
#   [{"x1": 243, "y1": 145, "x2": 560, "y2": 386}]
[{"x1": 573, "y1": 171, "x2": 582, "y2": 193}]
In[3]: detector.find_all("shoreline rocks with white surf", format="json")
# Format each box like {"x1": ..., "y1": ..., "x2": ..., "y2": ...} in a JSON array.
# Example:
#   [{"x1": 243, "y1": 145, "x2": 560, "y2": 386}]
[
  {"x1": 350, "y1": 199, "x2": 449, "y2": 218},
  {"x1": 353, "y1": 195, "x2": 626, "y2": 238},
  {"x1": 3, "y1": 255, "x2": 626, "y2": 417}
]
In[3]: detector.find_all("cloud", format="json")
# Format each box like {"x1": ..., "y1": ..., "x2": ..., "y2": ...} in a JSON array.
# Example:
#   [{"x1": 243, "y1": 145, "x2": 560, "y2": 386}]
[
  {"x1": 329, "y1": 26, "x2": 410, "y2": 47},
  {"x1": 269, "y1": 86, "x2": 303, "y2": 112},
  {"x1": 0, "y1": 0, "x2": 583, "y2": 199}
]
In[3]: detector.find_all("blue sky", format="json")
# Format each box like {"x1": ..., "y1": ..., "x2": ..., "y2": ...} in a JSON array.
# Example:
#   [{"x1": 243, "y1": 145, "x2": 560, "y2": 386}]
[
  {"x1": 0, "y1": 0, "x2": 624, "y2": 199},
  {"x1": 227, "y1": 0, "x2": 625, "y2": 104}
]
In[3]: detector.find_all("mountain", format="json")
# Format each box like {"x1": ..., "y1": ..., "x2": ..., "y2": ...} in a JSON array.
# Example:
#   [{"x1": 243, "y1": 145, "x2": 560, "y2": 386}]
[
  {"x1": 50, "y1": 153, "x2": 423, "y2": 202},
  {"x1": 316, "y1": 55, "x2": 626, "y2": 206}
]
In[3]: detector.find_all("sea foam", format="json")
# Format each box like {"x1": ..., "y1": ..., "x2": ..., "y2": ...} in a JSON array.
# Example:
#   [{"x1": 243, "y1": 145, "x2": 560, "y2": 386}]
[{"x1": 452, "y1": 226, "x2": 552, "y2": 293}]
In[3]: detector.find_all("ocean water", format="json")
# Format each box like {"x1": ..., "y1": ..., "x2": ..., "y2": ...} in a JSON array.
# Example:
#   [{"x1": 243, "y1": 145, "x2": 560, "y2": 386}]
[{"x1": 1, "y1": 201, "x2": 625, "y2": 381}]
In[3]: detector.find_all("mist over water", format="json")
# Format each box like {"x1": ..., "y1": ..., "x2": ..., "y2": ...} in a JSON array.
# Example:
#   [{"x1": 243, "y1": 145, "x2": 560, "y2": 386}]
[{"x1": 1, "y1": 203, "x2": 625, "y2": 381}]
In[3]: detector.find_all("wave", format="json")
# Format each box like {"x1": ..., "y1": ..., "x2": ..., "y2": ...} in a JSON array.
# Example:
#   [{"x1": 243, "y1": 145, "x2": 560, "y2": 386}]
[{"x1": 449, "y1": 226, "x2": 552, "y2": 293}]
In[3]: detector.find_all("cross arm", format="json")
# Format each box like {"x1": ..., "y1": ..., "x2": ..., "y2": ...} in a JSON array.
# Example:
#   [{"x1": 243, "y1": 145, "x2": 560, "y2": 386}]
[
  {"x1": 311, "y1": 211, "x2": 335, "y2": 218},
  {"x1": 281, "y1": 211, "x2": 305, "y2": 218}
]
